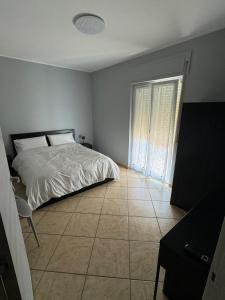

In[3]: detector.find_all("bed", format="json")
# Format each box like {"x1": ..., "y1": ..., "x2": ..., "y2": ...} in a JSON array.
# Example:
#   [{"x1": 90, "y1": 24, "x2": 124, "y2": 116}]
[{"x1": 11, "y1": 129, "x2": 119, "y2": 210}]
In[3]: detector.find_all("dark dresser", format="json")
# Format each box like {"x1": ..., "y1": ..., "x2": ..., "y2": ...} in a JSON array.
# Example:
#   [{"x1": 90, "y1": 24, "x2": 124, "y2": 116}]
[{"x1": 154, "y1": 191, "x2": 225, "y2": 300}]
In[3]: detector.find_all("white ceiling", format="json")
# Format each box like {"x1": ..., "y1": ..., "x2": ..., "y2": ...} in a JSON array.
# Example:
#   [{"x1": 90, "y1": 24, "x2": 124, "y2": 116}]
[{"x1": 0, "y1": 0, "x2": 225, "y2": 72}]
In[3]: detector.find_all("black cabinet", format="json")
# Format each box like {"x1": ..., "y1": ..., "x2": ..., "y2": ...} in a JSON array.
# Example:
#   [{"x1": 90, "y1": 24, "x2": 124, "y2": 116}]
[{"x1": 171, "y1": 102, "x2": 225, "y2": 211}]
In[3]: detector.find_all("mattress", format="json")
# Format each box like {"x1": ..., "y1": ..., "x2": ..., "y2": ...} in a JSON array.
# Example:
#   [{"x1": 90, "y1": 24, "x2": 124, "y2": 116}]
[{"x1": 12, "y1": 143, "x2": 119, "y2": 210}]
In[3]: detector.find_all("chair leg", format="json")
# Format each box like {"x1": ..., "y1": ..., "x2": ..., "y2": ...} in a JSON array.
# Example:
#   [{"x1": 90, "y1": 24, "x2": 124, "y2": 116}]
[
  {"x1": 27, "y1": 218, "x2": 31, "y2": 227},
  {"x1": 28, "y1": 217, "x2": 40, "y2": 247},
  {"x1": 153, "y1": 257, "x2": 160, "y2": 300}
]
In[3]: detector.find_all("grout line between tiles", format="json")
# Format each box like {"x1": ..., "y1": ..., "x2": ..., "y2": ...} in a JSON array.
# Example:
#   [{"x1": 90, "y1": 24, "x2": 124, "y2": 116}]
[
  {"x1": 31, "y1": 268, "x2": 157, "y2": 283},
  {"x1": 152, "y1": 201, "x2": 163, "y2": 237},
  {"x1": 127, "y1": 184, "x2": 132, "y2": 300},
  {"x1": 21, "y1": 210, "x2": 48, "y2": 234},
  {"x1": 31, "y1": 211, "x2": 180, "y2": 220},
  {"x1": 151, "y1": 201, "x2": 165, "y2": 285},
  {"x1": 31, "y1": 269, "x2": 45, "y2": 294},
  {"x1": 44, "y1": 212, "x2": 74, "y2": 273},
  {"x1": 25, "y1": 228, "x2": 161, "y2": 243},
  {"x1": 29, "y1": 175, "x2": 172, "y2": 297},
  {"x1": 80, "y1": 274, "x2": 87, "y2": 300},
  {"x1": 128, "y1": 201, "x2": 131, "y2": 300},
  {"x1": 80, "y1": 191, "x2": 105, "y2": 299}
]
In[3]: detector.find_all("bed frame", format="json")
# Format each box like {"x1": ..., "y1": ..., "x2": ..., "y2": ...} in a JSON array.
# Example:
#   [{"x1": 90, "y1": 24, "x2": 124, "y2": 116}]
[
  {"x1": 10, "y1": 129, "x2": 112, "y2": 208},
  {"x1": 40, "y1": 178, "x2": 112, "y2": 209}
]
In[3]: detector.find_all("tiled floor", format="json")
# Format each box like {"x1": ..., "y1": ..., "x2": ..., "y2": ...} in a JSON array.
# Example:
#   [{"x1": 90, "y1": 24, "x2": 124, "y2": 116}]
[{"x1": 18, "y1": 167, "x2": 186, "y2": 300}]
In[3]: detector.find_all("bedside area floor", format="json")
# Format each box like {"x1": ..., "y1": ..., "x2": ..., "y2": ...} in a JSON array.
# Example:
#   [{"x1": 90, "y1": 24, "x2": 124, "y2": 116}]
[{"x1": 17, "y1": 166, "x2": 186, "y2": 300}]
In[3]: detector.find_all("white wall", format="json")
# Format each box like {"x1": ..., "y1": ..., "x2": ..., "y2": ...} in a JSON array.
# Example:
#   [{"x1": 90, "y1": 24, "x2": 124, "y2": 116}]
[
  {"x1": 0, "y1": 57, "x2": 93, "y2": 155},
  {"x1": 92, "y1": 28, "x2": 225, "y2": 165},
  {"x1": 0, "y1": 129, "x2": 33, "y2": 299}
]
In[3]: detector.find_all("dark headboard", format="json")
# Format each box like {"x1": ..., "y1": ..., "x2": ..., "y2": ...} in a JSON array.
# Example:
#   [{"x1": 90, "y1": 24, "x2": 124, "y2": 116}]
[{"x1": 11, "y1": 129, "x2": 75, "y2": 157}]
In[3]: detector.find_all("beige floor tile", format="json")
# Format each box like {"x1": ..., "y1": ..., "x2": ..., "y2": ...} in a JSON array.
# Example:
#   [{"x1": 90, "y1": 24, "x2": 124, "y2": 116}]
[
  {"x1": 158, "y1": 282, "x2": 169, "y2": 299},
  {"x1": 82, "y1": 276, "x2": 130, "y2": 300},
  {"x1": 96, "y1": 215, "x2": 128, "y2": 240},
  {"x1": 120, "y1": 170, "x2": 127, "y2": 178},
  {"x1": 159, "y1": 267, "x2": 166, "y2": 282},
  {"x1": 127, "y1": 178, "x2": 148, "y2": 188},
  {"x1": 22, "y1": 232, "x2": 30, "y2": 240},
  {"x1": 14, "y1": 182, "x2": 26, "y2": 198},
  {"x1": 46, "y1": 195, "x2": 81, "y2": 212},
  {"x1": 102, "y1": 199, "x2": 128, "y2": 216},
  {"x1": 105, "y1": 187, "x2": 128, "y2": 199},
  {"x1": 149, "y1": 188, "x2": 171, "y2": 201},
  {"x1": 31, "y1": 270, "x2": 43, "y2": 290},
  {"x1": 64, "y1": 213, "x2": 99, "y2": 237},
  {"x1": 128, "y1": 188, "x2": 151, "y2": 200},
  {"x1": 88, "y1": 238, "x2": 129, "y2": 278},
  {"x1": 107, "y1": 177, "x2": 128, "y2": 187},
  {"x1": 129, "y1": 217, "x2": 161, "y2": 242},
  {"x1": 35, "y1": 271, "x2": 85, "y2": 300},
  {"x1": 158, "y1": 218, "x2": 178, "y2": 236},
  {"x1": 47, "y1": 236, "x2": 94, "y2": 274},
  {"x1": 25, "y1": 234, "x2": 60, "y2": 270},
  {"x1": 126, "y1": 169, "x2": 145, "y2": 178},
  {"x1": 119, "y1": 167, "x2": 127, "y2": 175},
  {"x1": 36, "y1": 212, "x2": 72, "y2": 234},
  {"x1": 81, "y1": 186, "x2": 107, "y2": 198},
  {"x1": 128, "y1": 200, "x2": 155, "y2": 217},
  {"x1": 130, "y1": 241, "x2": 159, "y2": 280},
  {"x1": 36, "y1": 206, "x2": 49, "y2": 212},
  {"x1": 144, "y1": 179, "x2": 164, "y2": 190},
  {"x1": 76, "y1": 197, "x2": 104, "y2": 214},
  {"x1": 20, "y1": 210, "x2": 46, "y2": 233},
  {"x1": 152, "y1": 202, "x2": 186, "y2": 219},
  {"x1": 119, "y1": 174, "x2": 128, "y2": 179},
  {"x1": 131, "y1": 280, "x2": 168, "y2": 300}
]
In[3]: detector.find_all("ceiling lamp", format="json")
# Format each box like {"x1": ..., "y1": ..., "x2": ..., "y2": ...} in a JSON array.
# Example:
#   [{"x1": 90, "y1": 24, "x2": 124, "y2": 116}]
[{"x1": 73, "y1": 13, "x2": 105, "y2": 35}]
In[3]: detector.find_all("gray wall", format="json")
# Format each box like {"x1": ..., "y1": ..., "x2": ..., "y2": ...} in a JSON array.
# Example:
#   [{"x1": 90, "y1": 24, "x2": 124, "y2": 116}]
[
  {"x1": 92, "y1": 28, "x2": 225, "y2": 165},
  {"x1": 1, "y1": 29, "x2": 225, "y2": 163},
  {"x1": 0, "y1": 57, "x2": 93, "y2": 154}
]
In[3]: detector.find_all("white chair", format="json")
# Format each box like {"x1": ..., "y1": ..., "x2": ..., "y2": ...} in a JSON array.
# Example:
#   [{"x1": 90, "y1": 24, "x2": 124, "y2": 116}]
[
  {"x1": 11, "y1": 176, "x2": 40, "y2": 247},
  {"x1": 15, "y1": 196, "x2": 40, "y2": 247}
]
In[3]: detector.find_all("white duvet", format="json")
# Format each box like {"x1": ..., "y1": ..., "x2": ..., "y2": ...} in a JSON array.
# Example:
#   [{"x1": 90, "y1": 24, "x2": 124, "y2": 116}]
[{"x1": 12, "y1": 143, "x2": 119, "y2": 210}]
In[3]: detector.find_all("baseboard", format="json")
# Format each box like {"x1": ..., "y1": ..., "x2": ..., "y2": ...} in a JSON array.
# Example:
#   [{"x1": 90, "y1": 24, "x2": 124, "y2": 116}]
[{"x1": 117, "y1": 163, "x2": 129, "y2": 169}]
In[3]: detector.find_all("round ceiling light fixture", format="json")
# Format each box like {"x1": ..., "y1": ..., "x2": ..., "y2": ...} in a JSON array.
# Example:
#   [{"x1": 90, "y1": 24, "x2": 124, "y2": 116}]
[{"x1": 73, "y1": 13, "x2": 105, "y2": 35}]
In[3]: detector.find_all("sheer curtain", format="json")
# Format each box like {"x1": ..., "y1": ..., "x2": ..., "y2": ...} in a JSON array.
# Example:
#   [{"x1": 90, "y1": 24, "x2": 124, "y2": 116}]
[
  {"x1": 130, "y1": 84, "x2": 151, "y2": 172},
  {"x1": 129, "y1": 78, "x2": 181, "y2": 184}
]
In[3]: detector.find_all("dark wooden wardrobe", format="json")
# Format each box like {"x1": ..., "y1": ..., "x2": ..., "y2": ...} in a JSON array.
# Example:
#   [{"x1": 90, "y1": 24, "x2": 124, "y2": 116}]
[{"x1": 171, "y1": 102, "x2": 225, "y2": 211}]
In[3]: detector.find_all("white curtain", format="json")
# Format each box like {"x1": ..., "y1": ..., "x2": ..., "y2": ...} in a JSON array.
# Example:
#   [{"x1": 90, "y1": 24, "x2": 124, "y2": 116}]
[{"x1": 130, "y1": 79, "x2": 181, "y2": 184}]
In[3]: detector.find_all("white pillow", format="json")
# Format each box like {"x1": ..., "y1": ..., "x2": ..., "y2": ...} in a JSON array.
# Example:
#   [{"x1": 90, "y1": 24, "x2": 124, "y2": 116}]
[
  {"x1": 14, "y1": 136, "x2": 48, "y2": 154},
  {"x1": 47, "y1": 133, "x2": 75, "y2": 146}
]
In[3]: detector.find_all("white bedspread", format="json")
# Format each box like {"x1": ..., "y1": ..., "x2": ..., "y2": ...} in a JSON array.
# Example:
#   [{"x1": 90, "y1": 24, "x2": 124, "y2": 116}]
[{"x1": 12, "y1": 143, "x2": 119, "y2": 210}]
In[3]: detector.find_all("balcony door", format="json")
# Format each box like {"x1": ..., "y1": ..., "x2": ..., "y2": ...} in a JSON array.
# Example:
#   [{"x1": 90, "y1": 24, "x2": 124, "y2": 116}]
[{"x1": 129, "y1": 76, "x2": 182, "y2": 184}]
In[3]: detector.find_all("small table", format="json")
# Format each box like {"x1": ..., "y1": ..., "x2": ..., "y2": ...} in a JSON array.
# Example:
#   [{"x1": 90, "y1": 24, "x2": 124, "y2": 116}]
[{"x1": 81, "y1": 143, "x2": 93, "y2": 149}]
